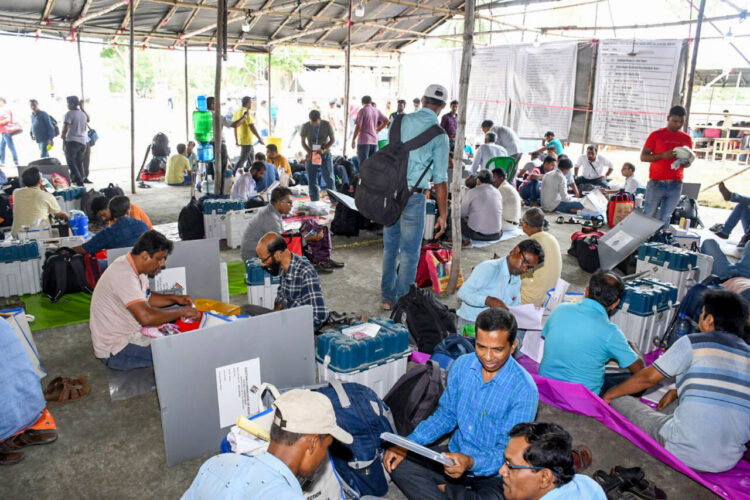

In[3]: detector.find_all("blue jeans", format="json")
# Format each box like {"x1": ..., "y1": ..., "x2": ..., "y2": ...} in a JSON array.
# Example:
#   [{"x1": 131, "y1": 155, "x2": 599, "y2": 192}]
[
  {"x1": 0, "y1": 133, "x2": 19, "y2": 165},
  {"x1": 356, "y1": 143, "x2": 377, "y2": 166},
  {"x1": 555, "y1": 200, "x2": 584, "y2": 213},
  {"x1": 101, "y1": 343, "x2": 153, "y2": 371},
  {"x1": 643, "y1": 180, "x2": 682, "y2": 227},
  {"x1": 168, "y1": 172, "x2": 192, "y2": 186},
  {"x1": 520, "y1": 180, "x2": 540, "y2": 204},
  {"x1": 701, "y1": 240, "x2": 750, "y2": 280},
  {"x1": 723, "y1": 192, "x2": 750, "y2": 235},
  {"x1": 38, "y1": 140, "x2": 51, "y2": 158},
  {"x1": 306, "y1": 152, "x2": 334, "y2": 201},
  {"x1": 382, "y1": 193, "x2": 427, "y2": 304}
]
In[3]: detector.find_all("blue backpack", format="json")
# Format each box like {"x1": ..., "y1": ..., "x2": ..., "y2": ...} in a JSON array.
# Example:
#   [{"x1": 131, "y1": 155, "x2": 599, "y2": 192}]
[
  {"x1": 430, "y1": 334, "x2": 475, "y2": 370},
  {"x1": 316, "y1": 380, "x2": 394, "y2": 497}
]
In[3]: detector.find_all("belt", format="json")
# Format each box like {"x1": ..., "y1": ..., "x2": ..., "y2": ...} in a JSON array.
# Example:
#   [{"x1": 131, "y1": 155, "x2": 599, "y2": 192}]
[
  {"x1": 651, "y1": 179, "x2": 681, "y2": 184},
  {"x1": 504, "y1": 220, "x2": 519, "y2": 225},
  {"x1": 411, "y1": 187, "x2": 427, "y2": 194}
]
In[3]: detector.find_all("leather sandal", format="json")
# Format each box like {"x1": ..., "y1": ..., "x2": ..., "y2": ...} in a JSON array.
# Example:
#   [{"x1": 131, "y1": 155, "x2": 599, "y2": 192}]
[
  {"x1": 47, "y1": 378, "x2": 91, "y2": 408},
  {"x1": 613, "y1": 466, "x2": 667, "y2": 500},
  {"x1": 572, "y1": 444, "x2": 593, "y2": 472}
]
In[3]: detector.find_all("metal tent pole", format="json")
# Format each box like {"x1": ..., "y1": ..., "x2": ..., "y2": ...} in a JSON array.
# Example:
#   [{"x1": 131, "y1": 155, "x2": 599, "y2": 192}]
[
  {"x1": 185, "y1": 43, "x2": 189, "y2": 141},
  {"x1": 447, "y1": 0, "x2": 475, "y2": 294},
  {"x1": 684, "y1": 0, "x2": 706, "y2": 131},
  {"x1": 129, "y1": 4, "x2": 135, "y2": 194},
  {"x1": 268, "y1": 48, "x2": 272, "y2": 136},
  {"x1": 214, "y1": 0, "x2": 226, "y2": 194},
  {"x1": 342, "y1": 0, "x2": 352, "y2": 157},
  {"x1": 77, "y1": 34, "x2": 85, "y2": 101}
]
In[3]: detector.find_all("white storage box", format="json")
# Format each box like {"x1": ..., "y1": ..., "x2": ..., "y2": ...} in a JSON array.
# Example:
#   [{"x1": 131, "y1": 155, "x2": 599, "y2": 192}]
[
  {"x1": 226, "y1": 208, "x2": 261, "y2": 249},
  {"x1": 247, "y1": 283, "x2": 279, "y2": 308},
  {"x1": 669, "y1": 225, "x2": 701, "y2": 252},
  {"x1": 317, "y1": 353, "x2": 409, "y2": 400},
  {"x1": 203, "y1": 213, "x2": 228, "y2": 240}
]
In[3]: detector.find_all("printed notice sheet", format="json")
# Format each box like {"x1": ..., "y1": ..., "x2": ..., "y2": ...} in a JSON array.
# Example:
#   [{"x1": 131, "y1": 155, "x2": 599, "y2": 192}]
[{"x1": 216, "y1": 358, "x2": 261, "y2": 429}]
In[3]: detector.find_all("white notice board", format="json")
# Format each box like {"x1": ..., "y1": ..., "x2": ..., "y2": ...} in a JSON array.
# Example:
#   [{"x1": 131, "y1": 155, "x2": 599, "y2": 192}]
[
  {"x1": 511, "y1": 42, "x2": 578, "y2": 140},
  {"x1": 460, "y1": 45, "x2": 514, "y2": 137},
  {"x1": 590, "y1": 39, "x2": 683, "y2": 148}
]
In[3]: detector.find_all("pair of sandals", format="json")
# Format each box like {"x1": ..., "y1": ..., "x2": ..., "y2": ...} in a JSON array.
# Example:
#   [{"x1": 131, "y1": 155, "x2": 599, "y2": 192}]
[
  {"x1": 44, "y1": 376, "x2": 91, "y2": 407},
  {"x1": 595, "y1": 466, "x2": 667, "y2": 499}
]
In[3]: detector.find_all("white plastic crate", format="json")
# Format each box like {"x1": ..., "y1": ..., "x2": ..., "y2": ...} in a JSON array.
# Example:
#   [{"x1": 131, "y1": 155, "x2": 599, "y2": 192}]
[
  {"x1": 37, "y1": 236, "x2": 87, "y2": 263},
  {"x1": 226, "y1": 208, "x2": 261, "y2": 249},
  {"x1": 247, "y1": 283, "x2": 279, "y2": 308},
  {"x1": 0, "y1": 259, "x2": 42, "y2": 297},
  {"x1": 203, "y1": 213, "x2": 228, "y2": 240},
  {"x1": 317, "y1": 353, "x2": 409, "y2": 399}
]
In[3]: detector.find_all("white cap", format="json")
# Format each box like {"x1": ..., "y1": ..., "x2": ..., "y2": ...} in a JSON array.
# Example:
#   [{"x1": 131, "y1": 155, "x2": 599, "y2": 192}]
[
  {"x1": 423, "y1": 84, "x2": 449, "y2": 103},
  {"x1": 272, "y1": 389, "x2": 353, "y2": 444}
]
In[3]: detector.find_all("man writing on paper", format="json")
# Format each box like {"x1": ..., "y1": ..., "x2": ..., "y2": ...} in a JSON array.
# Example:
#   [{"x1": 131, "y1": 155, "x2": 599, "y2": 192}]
[
  {"x1": 384, "y1": 308, "x2": 538, "y2": 500},
  {"x1": 90, "y1": 231, "x2": 199, "y2": 371},
  {"x1": 539, "y1": 270, "x2": 643, "y2": 395},
  {"x1": 183, "y1": 389, "x2": 353, "y2": 499},
  {"x1": 456, "y1": 240, "x2": 544, "y2": 329}
]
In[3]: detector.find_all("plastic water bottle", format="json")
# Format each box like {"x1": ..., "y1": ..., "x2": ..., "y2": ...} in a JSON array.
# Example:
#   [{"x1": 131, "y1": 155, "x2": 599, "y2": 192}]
[{"x1": 674, "y1": 313, "x2": 692, "y2": 339}]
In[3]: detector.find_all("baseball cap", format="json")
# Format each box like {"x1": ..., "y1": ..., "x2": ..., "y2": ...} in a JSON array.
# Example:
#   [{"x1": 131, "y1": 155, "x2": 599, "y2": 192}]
[
  {"x1": 272, "y1": 389, "x2": 353, "y2": 444},
  {"x1": 423, "y1": 84, "x2": 448, "y2": 103}
]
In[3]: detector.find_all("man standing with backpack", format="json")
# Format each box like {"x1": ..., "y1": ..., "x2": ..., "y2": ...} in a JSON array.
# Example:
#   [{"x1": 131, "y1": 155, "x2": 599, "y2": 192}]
[
  {"x1": 29, "y1": 100, "x2": 56, "y2": 158},
  {"x1": 381, "y1": 85, "x2": 450, "y2": 311}
]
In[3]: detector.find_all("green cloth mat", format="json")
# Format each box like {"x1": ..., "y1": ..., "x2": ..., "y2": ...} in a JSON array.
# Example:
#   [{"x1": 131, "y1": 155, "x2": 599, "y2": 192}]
[
  {"x1": 23, "y1": 292, "x2": 92, "y2": 332},
  {"x1": 226, "y1": 260, "x2": 247, "y2": 296}
]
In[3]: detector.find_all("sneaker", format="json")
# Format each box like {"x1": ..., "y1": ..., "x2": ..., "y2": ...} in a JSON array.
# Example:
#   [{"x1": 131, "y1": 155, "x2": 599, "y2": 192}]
[
  {"x1": 709, "y1": 223, "x2": 724, "y2": 234},
  {"x1": 739, "y1": 233, "x2": 750, "y2": 248},
  {"x1": 716, "y1": 231, "x2": 730, "y2": 240},
  {"x1": 718, "y1": 182, "x2": 732, "y2": 202},
  {"x1": 326, "y1": 259, "x2": 345, "y2": 268},
  {"x1": 314, "y1": 263, "x2": 333, "y2": 274},
  {"x1": 83, "y1": 178, "x2": 93, "y2": 184}
]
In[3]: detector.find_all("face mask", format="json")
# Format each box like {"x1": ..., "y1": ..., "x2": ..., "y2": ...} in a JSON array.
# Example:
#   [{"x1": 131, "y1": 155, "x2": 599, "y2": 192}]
[{"x1": 263, "y1": 256, "x2": 282, "y2": 276}]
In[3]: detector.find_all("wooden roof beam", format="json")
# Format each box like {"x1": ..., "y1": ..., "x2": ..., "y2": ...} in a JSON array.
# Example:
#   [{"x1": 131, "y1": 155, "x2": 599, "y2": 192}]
[
  {"x1": 144, "y1": 4, "x2": 179, "y2": 43},
  {"x1": 73, "y1": 0, "x2": 130, "y2": 29}
]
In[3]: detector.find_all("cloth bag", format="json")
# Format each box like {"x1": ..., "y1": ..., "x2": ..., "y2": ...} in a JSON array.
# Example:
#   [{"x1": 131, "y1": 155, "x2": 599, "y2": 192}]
[
  {"x1": 1, "y1": 308, "x2": 45, "y2": 379},
  {"x1": 425, "y1": 247, "x2": 463, "y2": 293}
]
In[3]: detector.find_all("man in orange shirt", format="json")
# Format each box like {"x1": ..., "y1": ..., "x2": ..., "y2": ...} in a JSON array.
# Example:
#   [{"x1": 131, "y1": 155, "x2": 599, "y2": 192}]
[
  {"x1": 640, "y1": 106, "x2": 693, "y2": 227},
  {"x1": 91, "y1": 196, "x2": 153, "y2": 229}
]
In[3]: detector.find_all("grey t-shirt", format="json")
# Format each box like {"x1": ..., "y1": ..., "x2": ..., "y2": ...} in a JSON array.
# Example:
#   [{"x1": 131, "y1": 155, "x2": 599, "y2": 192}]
[
  {"x1": 240, "y1": 204, "x2": 283, "y2": 261},
  {"x1": 300, "y1": 120, "x2": 334, "y2": 149},
  {"x1": 63, "y1": 109, "x2": 88, "y2": 145}
]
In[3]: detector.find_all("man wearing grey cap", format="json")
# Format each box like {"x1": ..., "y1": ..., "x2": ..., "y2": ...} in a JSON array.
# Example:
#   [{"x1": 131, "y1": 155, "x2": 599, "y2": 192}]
[
  {"x1": 382, "y1": 84, "x2": 450, "y2": 311},
  {"x1": 61, "y1": 96, "x2": 89, "y2": 186},
  {"x1": 182, "y1": 389, "x2": 353, "y2": 499}
]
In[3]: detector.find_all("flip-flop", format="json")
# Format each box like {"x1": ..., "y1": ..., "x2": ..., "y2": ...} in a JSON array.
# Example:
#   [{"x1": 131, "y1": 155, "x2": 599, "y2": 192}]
[
  {"x1": 555, "y1": 216, "x2": 565, "y2": 224},
  {"x1": 572, "y1": 444, "x2": 593, "y2": 472},
  {"x1": 614, "y1": 466, "x2": 667, "y2": 500}
]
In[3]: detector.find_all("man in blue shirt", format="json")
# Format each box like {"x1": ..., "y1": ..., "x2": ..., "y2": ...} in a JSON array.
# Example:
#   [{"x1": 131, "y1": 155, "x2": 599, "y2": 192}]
[
  {"x1": 456, "y1": 240, "x2": 544, "y2": 328},
  {"x1": 73, "y1": 196, "x2": 149, "y2": 255},
  {"x1": 29, "y1": 99, "x2": 56, "y2": 158},
  {"x1": 381, "y1": 84, "x2": 450, "y2": 311},
  {"x1": 384, "y1": 308, "x2": 539, "y2": 499},
  {"x1": 537, "y1": 131, "x2": 564, "y2": 155},
  {"x1": 183, "y1": 389, "x2": 353, "y2": 499},
  {"x1": 501, "y1": 422, "x2": 606, "y2": 500},
  {"x1": 539, "y1": 270, "x2": 642, "y2": 395},
  {"x1": 253, "y1": 151, "x2": 279, "y2": 191}
]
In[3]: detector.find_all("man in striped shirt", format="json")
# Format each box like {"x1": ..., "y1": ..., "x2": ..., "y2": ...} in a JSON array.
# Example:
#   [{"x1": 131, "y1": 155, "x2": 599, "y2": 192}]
[
  {"x1": 384, "y1": 308, "x2": 538, "y2": 499},
  {"x1": 604, "y1": 290, "x2": 750, "y2": 473}
]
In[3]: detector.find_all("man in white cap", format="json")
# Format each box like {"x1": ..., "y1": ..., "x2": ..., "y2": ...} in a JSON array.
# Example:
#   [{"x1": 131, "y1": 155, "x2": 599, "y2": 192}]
[
  {"x1": 182, "y1": 389, "x2": 353, "y2": 499},
  {"x1": 381, "y1": 84, "x2": 450, "y2": 311}
]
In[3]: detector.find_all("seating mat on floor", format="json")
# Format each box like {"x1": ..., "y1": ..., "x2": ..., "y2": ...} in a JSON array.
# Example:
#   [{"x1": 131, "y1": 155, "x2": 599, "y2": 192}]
[
  {"x1": 23, "y1": 292, "x2": 92, "y2": 332},
  {"x1": 226, "y1": 260, "x2": 248, "y2": 296}
]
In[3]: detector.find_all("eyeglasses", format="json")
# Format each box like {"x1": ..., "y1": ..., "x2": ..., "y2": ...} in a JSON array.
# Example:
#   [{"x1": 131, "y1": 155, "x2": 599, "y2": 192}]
[
  {"x1": 520, "y1": 253, "x2": 535, "y2": 269},
  {"x1": 259, "y1": 254, "x2": 273, "y2": 264},
  {"x1": 502, "y1": 459, "x2": 556, "y2": 475}
]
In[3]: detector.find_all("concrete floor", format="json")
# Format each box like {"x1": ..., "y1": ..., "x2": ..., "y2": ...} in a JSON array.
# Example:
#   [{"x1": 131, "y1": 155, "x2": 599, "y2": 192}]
[{"x1": 3, "y1": 175, "x2": 724, "y2": 499}]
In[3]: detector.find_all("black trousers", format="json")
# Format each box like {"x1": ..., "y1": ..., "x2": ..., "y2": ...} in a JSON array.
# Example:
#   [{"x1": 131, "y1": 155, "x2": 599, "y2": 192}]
[
  {"x1": 64, "y1": 141, "x2": 86, "y2": 185},
  {"x1": 390, "y1": 445, "x2": 505, "y2": 500},
  {"x1": 575, "y1": 176, "x2": 609, "y2": 189},
  {"x1": 461, "y1": 218, "x2": 501, "y2": 243}
]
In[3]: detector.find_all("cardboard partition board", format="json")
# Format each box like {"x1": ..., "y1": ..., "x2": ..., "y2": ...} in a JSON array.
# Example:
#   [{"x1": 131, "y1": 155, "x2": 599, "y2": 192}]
[
  {"x1": 598, "y1": 211, "x2": 664, "y2": 270},
  {"x1": 151, "y1": 306, "x2": 316, "y2": 466},
  {"x1": 108, "y1": 239, "x2": 222, "y2": 301}
]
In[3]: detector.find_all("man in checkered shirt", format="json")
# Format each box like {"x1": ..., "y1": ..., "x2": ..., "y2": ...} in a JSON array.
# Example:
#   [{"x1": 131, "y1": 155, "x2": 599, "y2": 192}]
[{"x1": 255, "y1": 232, "x2": 328, "y2": 330}]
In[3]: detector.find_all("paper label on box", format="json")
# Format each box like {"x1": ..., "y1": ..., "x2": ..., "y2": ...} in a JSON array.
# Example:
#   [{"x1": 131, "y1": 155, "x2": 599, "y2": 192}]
[
  {"x1": 152, "y1": 267, "x2": 187, "y2": 295},
  {"x1": 603, "y1": 232, "x2": 633, "y2": 252},
  {"x1": 215, "y1": 358, "x2": 261, "y2": 428}
]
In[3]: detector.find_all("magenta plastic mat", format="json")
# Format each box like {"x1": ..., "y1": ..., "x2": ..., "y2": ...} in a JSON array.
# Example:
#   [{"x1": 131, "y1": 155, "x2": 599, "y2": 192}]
[{"x1": 516, "y1": 355, "x2": 750, "y2": 499}]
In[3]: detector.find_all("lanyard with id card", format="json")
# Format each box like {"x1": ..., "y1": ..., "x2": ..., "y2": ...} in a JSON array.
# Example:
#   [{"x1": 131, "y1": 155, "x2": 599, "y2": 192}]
[{"x1": 311, "y1": 123, "x2": 323, "y2": 165}]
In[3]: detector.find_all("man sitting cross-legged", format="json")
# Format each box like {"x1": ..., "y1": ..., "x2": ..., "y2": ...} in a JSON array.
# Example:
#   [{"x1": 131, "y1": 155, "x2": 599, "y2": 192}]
[
  {"x1": 89, "y1": 230, "x2": 200, "y2": 370},
  {"x1": 603, "y1": 289, "x2": 750, "y2": 473},
  {"x1": 384, "y1": 308, "x2": 539, "y2": 500}
]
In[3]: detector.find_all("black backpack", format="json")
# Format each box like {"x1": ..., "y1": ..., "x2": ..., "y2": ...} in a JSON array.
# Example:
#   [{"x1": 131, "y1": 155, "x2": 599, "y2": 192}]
[
  {"x1": 391, "y1": 284, "x2": 456, "y2": 354},
  {"x1": 178, "y1": 197, "x2": 205, "y2": 240},
  {"x1": 42, "y1": 248, "x2": 93, "y2": 302},
  {"x1": 29, "y1": 157, "x2": 62, "y2": 166},
  {"x1": 80, "y1": 189, "x2": 105, "y2": 219},
  {"x1": 100, "y1": 183, "x2": 125, "y2": 200},
  {"x1": 50, "y1": 115, "x2": 60, "y2": 137},
  {"x1": 331, "y1": 204, "x2": 360, "y2": 237},
  {"x1": 355, "y1": 114, "x2": 444, "y2": 226},
  {"x1": 383, "y1": 361, "x2": 446, "y2": 436},
  {"x1": 151, "y1": 132, "x2": 170, "y2": 157},
  {"x1": 670, "y1": 195, "x2": 702, "y2": 228},
  {"x1": 0, "y1": 193, "x2": 12, "y2": 228},
  {"x1": 148, "y1": 157, "x2": 166, "y2": 174}
]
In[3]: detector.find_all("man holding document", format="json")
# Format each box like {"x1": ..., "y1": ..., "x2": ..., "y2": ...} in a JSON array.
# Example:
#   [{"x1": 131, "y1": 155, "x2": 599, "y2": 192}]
[{"x1": 383, "y1": 308, "x2": 539, "y2": 499}]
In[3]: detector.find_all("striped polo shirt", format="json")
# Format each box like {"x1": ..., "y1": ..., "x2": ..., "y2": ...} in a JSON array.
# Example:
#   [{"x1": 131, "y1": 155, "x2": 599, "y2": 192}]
[{"x1": 653, "y1": 332, "x2": 750, "y2": 472}]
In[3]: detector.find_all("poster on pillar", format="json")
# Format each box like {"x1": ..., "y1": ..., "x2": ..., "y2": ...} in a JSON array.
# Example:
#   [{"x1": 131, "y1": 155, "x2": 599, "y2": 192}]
[
  {"x1": 459, "y1": 45, "x2": 514, "y2": 139},
  {"x1": 590, "y1": 39, "x2": 683, "y2": 148},
  {"x1": 510, "y1": 42, "x2": 577, "y2": 140}
]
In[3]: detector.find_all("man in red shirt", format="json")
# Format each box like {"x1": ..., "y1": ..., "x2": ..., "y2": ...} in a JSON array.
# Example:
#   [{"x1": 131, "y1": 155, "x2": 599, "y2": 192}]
[{"x1": 640, "y1": 105, "x2": 693, "y2": 227}]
